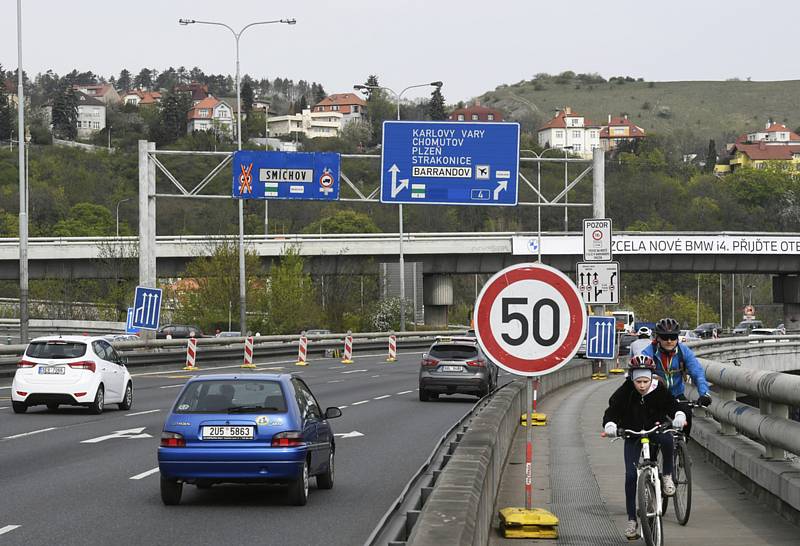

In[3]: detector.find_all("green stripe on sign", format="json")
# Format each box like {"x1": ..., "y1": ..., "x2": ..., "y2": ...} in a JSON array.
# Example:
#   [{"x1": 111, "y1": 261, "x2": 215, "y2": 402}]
[{"x1": 266, "y1": 183, "x2": 278, "y2": 190}]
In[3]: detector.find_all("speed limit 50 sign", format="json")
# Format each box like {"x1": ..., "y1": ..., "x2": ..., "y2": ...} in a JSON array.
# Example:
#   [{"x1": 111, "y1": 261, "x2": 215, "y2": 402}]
[{"x1": 474, "y1": 263, "x2": 586, "y2": 377}]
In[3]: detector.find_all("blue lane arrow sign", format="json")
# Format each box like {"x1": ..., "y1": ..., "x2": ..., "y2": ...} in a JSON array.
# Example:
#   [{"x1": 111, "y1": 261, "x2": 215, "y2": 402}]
[
  {"x1": 586, "y1": 316, "x2": 616, "y2": 359},
  {"x1": 131, "y1": 286, "x2": 162, "y2": 331},
  {"x1": 125, "y1": 308, "x2": 140, "y2": 335}
]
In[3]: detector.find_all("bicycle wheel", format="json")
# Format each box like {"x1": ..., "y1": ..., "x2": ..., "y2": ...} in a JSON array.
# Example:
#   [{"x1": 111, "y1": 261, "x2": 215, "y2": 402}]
[
  {"x1": 637, "y1": 468, "x2": 663, "y2": 546},
  {"x1": 673, "y1": 440, "x2": 693, "y2": 525},
  {"x1": 657, "y1": 449, "x2": 669, "y2": 514}
]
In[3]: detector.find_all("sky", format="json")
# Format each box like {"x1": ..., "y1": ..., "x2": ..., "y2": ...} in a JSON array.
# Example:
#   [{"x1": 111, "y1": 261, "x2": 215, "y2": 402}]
[{"x1": 2, "y1": 0, "x2": 799, "y2": 104}]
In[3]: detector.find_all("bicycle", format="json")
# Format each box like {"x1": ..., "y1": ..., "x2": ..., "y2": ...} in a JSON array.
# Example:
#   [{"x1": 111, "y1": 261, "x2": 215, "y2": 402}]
[
  {"x1": 612, "y1": 423, "x2": 677, "y2": 546},
  {"x1": 659, "y1": 400, "x2": 702, "y2": 525}
]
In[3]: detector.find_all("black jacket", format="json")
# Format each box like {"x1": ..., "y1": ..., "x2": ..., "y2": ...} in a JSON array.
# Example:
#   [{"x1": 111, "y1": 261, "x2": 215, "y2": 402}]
[{"x1": 602, "y1": 379, "x2": 681, "y2": 431}]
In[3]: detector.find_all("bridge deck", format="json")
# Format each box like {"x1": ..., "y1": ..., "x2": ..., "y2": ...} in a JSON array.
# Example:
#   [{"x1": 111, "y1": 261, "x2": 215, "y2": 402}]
[{"x1": 490, "y1": 376, "x2": 799, "y2": 545}]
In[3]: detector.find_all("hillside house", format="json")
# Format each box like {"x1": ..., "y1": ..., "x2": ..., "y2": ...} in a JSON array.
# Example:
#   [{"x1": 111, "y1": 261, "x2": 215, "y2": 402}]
[
  {"x1": 599, "y1": 115, "x2": 646, "y2": 151},
  {"x1": 312, "y1": 93, "x2": 366, "y2": 125},
  {"x1": 121, "y1": 89, "x2": 162, "y2": 107},
  {"x1": 267, "y1": 108, "x2": 343, "y2": 139},
  {"x1": 73, "y1": 84, "x2": 121, "y2": 105},
  {"x1": 76, "y1": 92, "x2": 106, "y2": 138},
  {"x1": 538, "y1": 107, "x2": 601, "y2": 158},
  {"x1": 448, "y1": 102, "x2": 504, "y2": 122},
  {"x1": 715, "y1": 121, "x2": 800, "y2": 173},
  {"x1": 186, "y1": 96, "x2": 234, "y2": 136}
]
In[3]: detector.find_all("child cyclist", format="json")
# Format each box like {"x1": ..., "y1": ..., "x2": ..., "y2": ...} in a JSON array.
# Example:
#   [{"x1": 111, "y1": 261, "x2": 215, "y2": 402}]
[{"x1": 602, "y1": 354, "x2": 687, "y2": 540}]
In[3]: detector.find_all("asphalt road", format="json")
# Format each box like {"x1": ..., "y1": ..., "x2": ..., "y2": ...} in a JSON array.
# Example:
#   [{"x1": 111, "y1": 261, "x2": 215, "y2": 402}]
[{"x1": 0, "y1": 349, "x2": 487, "y2": 546}]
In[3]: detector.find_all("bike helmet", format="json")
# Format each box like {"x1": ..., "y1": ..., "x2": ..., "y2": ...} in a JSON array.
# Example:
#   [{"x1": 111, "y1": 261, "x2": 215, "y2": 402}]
[
  {"x1": 654, "y1": 317, "x2": 681, "y2": 336},
  {"x1": 628, "y1": 354, "x2": 656, "y2": 371},
  {"x1": 637, "y1": 326, "x2": 652, "y2": 338}
]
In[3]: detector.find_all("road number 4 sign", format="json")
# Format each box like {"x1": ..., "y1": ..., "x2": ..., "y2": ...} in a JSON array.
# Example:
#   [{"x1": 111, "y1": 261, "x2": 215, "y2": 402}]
[{"x1": 474, "y1": 263, "x2": 586, "y2": 377}]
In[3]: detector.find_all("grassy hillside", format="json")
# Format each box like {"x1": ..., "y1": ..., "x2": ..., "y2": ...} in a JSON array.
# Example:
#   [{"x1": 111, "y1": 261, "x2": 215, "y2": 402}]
[{"x1": 478, "y1": 78, "x2": 800, "y2": 150}]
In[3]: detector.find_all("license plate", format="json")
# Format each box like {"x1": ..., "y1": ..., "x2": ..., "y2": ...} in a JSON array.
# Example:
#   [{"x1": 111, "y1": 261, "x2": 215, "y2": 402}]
[
  {"x1": 201, "y1": 425, "x2": 254, "y2": 440},
  {"x1": 440, "y1": 365, "x2": 464, "y2": 372},
  {"x1": 38, "y1": 366, "x2": 65, "y2": 375}
]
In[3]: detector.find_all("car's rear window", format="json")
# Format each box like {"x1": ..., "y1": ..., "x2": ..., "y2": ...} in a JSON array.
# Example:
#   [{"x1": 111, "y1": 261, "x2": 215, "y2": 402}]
[
  {"x1": 174, "y1": 380, "x2": 287, "y2": 414},
  {"x1": 429, "y1": 344, "x2": 478, "y2": 360},
  {"x1": 26, "y1": 341, "x2": 87, "y2": 359}
]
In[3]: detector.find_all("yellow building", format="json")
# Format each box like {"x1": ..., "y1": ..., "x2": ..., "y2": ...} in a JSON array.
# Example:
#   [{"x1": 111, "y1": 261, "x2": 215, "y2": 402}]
[{"x1": 716, "y1": 122, "x2": 800, "y2": 173}]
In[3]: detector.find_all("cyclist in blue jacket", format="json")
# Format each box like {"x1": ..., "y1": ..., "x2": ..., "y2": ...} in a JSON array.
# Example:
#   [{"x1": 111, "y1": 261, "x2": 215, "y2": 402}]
[{"x1": 641, "y1": 317, "x2": 712, "y2": 435}]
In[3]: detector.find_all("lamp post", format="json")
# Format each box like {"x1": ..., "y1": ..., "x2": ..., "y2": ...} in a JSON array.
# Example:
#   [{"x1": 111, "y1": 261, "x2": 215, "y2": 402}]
[
  {"x1": 562, "y1": 145, "x2": 573, "y2": 232},
  {"x1": 180, "y1": 17, "x2": 296, "y2": 335},
  {"x1": 115, "y1": 197, "x2": 132, "y2": 237},
  {"x1": 107, "y1": 125, "x2": 112, "y2": 151},
  {"x1": 17, "y1": 0, "x2": 28, "y2": 343},
  {"x1": 353, "y1": 81, "x2": 443, "y2": 331},
  {"x1": 746, "y1": 284, "x2": 756, "y2": 306},
  {"x1": 264, "y1": 103, "x2": 270, "y2": 235}
]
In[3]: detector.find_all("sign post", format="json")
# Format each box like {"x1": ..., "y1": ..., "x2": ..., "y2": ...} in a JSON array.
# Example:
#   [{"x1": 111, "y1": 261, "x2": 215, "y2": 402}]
[{"x1": 476, "y1": 263, "x2": 585, "y2": 538}]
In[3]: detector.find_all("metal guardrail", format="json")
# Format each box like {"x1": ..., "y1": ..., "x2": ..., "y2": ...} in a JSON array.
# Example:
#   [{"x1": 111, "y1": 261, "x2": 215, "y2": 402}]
[{"x1": 686, "y1": 334, "x2": 800, "y2": 459}]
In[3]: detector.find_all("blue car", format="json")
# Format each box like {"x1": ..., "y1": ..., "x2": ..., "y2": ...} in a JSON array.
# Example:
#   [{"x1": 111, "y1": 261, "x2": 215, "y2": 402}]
[{"x1": 158, "y1": 374, "x2": 341, "y2": 506}]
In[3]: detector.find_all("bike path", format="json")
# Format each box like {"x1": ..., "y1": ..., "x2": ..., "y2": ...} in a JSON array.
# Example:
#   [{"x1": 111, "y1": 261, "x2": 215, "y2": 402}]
[{"x1": 489, "y1": 376, "x2": 799, "y2": 545}]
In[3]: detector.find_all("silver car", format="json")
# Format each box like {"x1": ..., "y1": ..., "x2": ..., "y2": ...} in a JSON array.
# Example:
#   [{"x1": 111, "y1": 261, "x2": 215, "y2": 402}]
[{"x1": 418, "y1": 337, "x2": 498, "y2": 401}]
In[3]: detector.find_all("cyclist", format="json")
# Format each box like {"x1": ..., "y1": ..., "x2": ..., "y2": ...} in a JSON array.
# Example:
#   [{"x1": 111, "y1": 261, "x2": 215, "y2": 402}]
[
  {"x1": 642, "y1": 317, "x2": 712, "y2": 435},
  {"x1": 603, "y1": 355, "x2": 687, "y2": 539},
  {"x1": 627, "y1": 326, "x2": 652, "y2": 356}
]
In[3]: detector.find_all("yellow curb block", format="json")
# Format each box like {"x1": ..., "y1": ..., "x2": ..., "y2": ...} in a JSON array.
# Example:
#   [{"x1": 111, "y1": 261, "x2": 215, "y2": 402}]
[
  {"x1": 240, "y1": 364, "x2": 257, "y2": 369},
  {"x1": 591, "y1": 373, "x2": 608, "y2": 380},
  {"x1": 499, "y1": 507, "x2": 559, "y2": 539},
  {"x1": 341, "y1": 359, "x2": 353, "y2": 364},
  {"x1": 520, "y1": 412, "x2": 547, "y2": 426},
  {"x1": 183, "y1": 366, "x2": 199, "y2": 371},
  {"x1": 295, "y1": 361, "x2": 308, "y2": 366},
  {"x1": 609, "y1": 368, "x2": 625, "y2": 374}
]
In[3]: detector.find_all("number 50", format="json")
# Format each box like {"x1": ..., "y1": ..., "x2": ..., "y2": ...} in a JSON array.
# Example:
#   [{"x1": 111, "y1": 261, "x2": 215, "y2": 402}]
[{"x1": 501, "y1": 297, "x2": 559, "y2": 347}]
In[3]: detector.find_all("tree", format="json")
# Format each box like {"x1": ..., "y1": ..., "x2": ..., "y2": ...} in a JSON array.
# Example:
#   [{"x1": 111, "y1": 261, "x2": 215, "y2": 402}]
[
  {"x1": 156, "y1": 90, "x2": 193, "y2": 145},
  {"x1": 303, "y1": 210, "x2": 381, "y2": 234},
  {"x1": 428, "y1": 86, "x2": 447, "y2": 120},
  {"x1": 240, "y1": 81, "x2": 254, "y2": 114},
  {"x1": 133, "y1": 68, "x2": 153, "y2": 90},
  {"x1": 362, "y1": 75, "x2": 394, "y2": 146},
  {"x1": 51, "y1": 80, "x2": 78, "y2": 140},
  {"x1": 0, "y1": 67, "x2": 14, "y2": 142},
  {"x1": 705, "y1": 139, "x2": 717, "y2": 172},
  {"x1": 51, "y1": 203, "x2": 115, "y2": 236},
  {"x1": 259, "y1": 247, "x2": 320, "y2": 334}
]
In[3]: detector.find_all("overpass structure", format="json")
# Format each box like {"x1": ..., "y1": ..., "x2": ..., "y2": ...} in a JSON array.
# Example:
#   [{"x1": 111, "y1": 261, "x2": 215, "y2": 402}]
[{"x1": 4, "y1": 230, "x2": 800, "y2": 326}]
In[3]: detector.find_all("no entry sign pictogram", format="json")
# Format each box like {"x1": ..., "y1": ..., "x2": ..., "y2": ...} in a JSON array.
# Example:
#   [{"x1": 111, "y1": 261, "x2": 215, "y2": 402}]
[{"x1": 474, "y1": 263, "x2": 586, "y2": 376}]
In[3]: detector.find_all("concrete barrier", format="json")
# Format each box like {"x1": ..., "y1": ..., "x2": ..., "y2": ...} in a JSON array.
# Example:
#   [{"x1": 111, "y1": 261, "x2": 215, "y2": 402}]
[{"x1": 406, "y1": 360, "x2": 591, "y2": 546}]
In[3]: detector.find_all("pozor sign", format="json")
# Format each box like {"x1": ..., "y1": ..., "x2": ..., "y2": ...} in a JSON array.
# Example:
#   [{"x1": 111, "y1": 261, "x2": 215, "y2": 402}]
[{"x1": 474, "y1": 263, "x2": 587, "y2": 376}]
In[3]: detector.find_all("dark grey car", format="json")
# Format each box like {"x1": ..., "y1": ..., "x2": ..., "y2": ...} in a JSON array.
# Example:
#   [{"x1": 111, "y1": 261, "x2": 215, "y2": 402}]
[{"x1": 418, "y1": 337, "x2": 498, "y2": 401}]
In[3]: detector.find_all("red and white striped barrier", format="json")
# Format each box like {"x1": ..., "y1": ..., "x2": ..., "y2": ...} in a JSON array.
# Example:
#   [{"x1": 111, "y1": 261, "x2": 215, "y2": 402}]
[
  {"x1": 296, "y1": 334, "x2": 308, "y2": 366},
  {"x1": 183, "y1": 337, "x2": 198, "y2": 370},
  {"x1": 341, "y1": 332, "x2": 353, "y2": 364},
  {"x1": 386, "y1": 334, "x2": 397, "y2": 362},
  {"x1": 241, "y1": 336, "x2": 256, "y2": 368}
]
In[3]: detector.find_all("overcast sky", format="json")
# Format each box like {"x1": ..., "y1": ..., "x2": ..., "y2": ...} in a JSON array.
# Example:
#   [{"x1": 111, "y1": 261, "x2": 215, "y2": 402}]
[{"x1": 2, "y1": 1, "x2": 798, "y2": 104}]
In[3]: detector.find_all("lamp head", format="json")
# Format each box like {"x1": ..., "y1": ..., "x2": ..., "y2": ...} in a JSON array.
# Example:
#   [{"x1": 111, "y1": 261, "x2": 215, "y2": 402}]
[
  {"x1": 178, "y1": 18, "x2": 195, "y2": 25},
  {"x1": 281, "y1": 18, "x2": 297, "y2": 25},
  {"x1": 430, "y1": 81, "x2": 443, "y2": 88}
]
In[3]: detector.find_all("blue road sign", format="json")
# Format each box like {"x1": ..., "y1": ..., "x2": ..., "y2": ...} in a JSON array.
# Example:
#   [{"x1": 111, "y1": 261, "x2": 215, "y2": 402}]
[
  {"x1": 125, "y1": 308, "x2": 140, "y2": 335},
  {"x1": 131, "y1": 286, "x2": 162, "y2": 331},
  {"x1": 380, "y1": 121, "x2": 520, "y2": 206},
  {"x1": 232, "y1": 150, "x2": 340, "y2": 201},
  {"x1": 586, "y1": 316, "x2": 616, "y2": 359}
]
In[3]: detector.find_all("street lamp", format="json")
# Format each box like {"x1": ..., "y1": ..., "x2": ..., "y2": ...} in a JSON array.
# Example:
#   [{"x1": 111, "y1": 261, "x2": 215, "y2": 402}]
[
  {"x1": 353, "y1": 80, "x2": 443, "y2": 331},
  {"x1": 746, "y1": 284, "x2": 756, "y2": 306},
  {"x1": 16, "y1": 0, "x2": 29, "y2": 343},
  {"x1": 107, "y1": 125, "x2": 112, "y2": 151},
  {"x1": 115, "y1": 197, "x2": 132, "y2": 237},
  {"x1": 180, "y1": 16, "x2": 296, "y2": 335}
]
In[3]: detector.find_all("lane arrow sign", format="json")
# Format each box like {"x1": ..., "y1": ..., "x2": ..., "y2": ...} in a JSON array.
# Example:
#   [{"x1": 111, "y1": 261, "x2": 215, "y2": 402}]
[
  {"x1": 81, "y1": 427, "x2": 153, "y2": 444},
  {"x1": 389, "y1": 164, "x2": 409, "y2": 198},
  {"x1": 334, "y1": 431, "x2": 364, "y2": 439},
  {"x1": 493, "y1": 180, "x2": 508, "y2": 200}
]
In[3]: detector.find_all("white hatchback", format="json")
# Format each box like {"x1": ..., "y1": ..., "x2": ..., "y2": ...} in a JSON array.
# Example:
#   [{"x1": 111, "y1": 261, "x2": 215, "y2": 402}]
[{"x1": 11, "y1": 335, "x2": 133, "y2": 414}]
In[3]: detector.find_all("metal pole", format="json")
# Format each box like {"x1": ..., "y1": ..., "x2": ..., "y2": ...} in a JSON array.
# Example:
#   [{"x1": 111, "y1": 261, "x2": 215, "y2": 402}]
[
  {"x1": 396, "y1": 94, "x2": 406, "y2": 332},
  {"x1": 234, "y1": 34, "x2": 247, "y2": 335},
  {"x1": 719, "y1": 273, "x2": 723, "y2": 329},
  {"x1": 731, "y1": 273, "x2": 735, "y2": 328},
  {"x1": 264, "y1": 104, "x2": 269, "y2": 236},
  {"x1": 593, "y1": 147, "x2": 605, "y2": 218},
  {"x1": 17, "y1": 0, "x2": 28, "y2": 343},
  {"x1": 537, "y1": 159, "x2": 542, "y2": 263},
  {"x1": 696, "y1": 275, "x2": 700, "y2": 326},
  {"x1": 525, "y1": 376, "x2": 533, "y2": 509},
  {"x1": 563, "y1": 150, "x2": 568, "y2": 231}
]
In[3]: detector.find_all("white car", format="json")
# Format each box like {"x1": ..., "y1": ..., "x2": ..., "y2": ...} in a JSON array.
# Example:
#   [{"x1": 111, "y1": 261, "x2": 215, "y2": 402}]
[
  {"x1": 11, "y1": 335, "x2": 133, "y2": 414},
  {"x1": 679, "y1": 330, "x2": 701, "y2": 343}
]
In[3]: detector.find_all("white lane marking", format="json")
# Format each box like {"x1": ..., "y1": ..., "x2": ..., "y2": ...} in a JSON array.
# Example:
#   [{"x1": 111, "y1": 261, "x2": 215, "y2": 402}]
[
  {"x1": 327, "y1": 380, "x2": 344, "y2": 383},
  {"x1": 330, "y1": 365, "x2": 346, "y2": 369},
  {"x1": 126, "y1": 409, "x2": 161, "y2": 417},
  {"x1": 130, "y1": 467, "x2": 160, "y2": 480},
  {"x1": 373, "y1": 395, "x2": 391, "y2": 400},
  {"x1": 334, "y1": 431, "x2": 364, "y2": 439},
  {"x1": 351, "y1": 400, "x2": 369, "y2": 406},
  {"x1": 3, "y1": 427, "x2": 57, "y2": 440},
  {"x1": 341, "y1": 369, "x2": 367, "y2": 375},
  {"x1": 81, "y1": 427, "x2": 152, "y2": 444},
  {"x1": 0, "y1": 407, "x2": 8, "y2": 410},
  {"x1": 396, "y1": 390, "x2": 413, "y2": 395},
  {"x1": 338, "y1": 405, "x2": 348, "y2": 409},
  {"x1": 132, "y1": 357, "x2": 302, "y2": 378},
  {"x1": 371, "y1": 375, "x2": 381, "y2": 378},
  {"x1": 159, "y1": 384, "x2": 184, "y2": 389},
  {"x1": 0, "y1": 386, "x2": 11, "y2": 390},
  {"x1": 0, "y1": 525, "x2": 21, "y2": 536}
]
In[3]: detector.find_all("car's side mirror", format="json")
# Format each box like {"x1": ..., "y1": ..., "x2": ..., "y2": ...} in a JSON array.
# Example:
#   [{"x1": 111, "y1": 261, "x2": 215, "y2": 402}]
[
  {"x1": 422, "y1": 353, "x2": 427, "y2": 360},
  {"x1": 119, "y1": 355, "x2": 128, "y2": 366},
  {"x1": 324, "y1": 407, "x2": 342, "y2": 419}
]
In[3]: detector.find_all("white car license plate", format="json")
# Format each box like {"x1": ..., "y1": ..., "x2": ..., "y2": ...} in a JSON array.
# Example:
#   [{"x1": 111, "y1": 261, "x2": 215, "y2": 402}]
[
  {"x1": 38, "y1": 366, "x2": 65, "y2": 375},
  {"x1": 440, "y1": 365, "x2": 464, "y2": 372},
  {"x1": 202, "y1": 425, "x2": 254, "y2": 440}
]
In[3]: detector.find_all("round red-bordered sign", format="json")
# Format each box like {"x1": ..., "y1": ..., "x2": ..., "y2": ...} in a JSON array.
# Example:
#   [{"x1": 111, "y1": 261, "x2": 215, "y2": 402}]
[
  {"x1": 592, "y1": 229, "x2": 603, "y2": 241},
  {"x1": 319, "y1": 173, "x2": 334, "y2": 188},
  {"x1": 474, "y1": 263, "x2": 586, "y2": 377}
]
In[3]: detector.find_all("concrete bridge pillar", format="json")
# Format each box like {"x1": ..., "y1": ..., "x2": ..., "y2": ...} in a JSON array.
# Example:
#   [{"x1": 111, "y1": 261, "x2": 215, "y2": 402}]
[
  {"x1": 772, "y1": 276, "x2": 800, "y2": 333},
  {"x1": 423, "y1": 275, "x2": 453, "y2": 327}
]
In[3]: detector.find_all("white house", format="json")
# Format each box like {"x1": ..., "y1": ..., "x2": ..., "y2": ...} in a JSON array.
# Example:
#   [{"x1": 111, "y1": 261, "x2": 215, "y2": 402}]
[
  {"x1": 312, "y1": 93, "x2": 366, "y2": 125},
  {"x1": 267, "y1": 109, "x2": 343, "y2": 139},
  {"x1": 76, "y1": 92, "x2": 106, "y2": 138},
  {"x1": 745, "y1": 121, "x2": 800, "y2": 144},
  {"x1": 186, "y1": 96, "x2": 234, "y2": 136},
  {"x1": 537, "y1": 106, "x2": 601, "y2": 158}
]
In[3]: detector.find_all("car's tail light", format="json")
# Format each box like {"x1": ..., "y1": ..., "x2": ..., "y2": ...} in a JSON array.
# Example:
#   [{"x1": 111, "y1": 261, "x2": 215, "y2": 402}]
[
  {"x1": 16, "y1": 391, "x2": 27, "y2": 396},
  {"x1": 17, "y1": 360, "x2": 35, "y2": 368},
  {"x1": 466, "y1": 359, "x2": 486, "y2": 368},
  {"x1": 74, "y1": 392, "x2": 87, "y2": 397},
  {"x1": 422, "y1": 357, "x2": 439, "y2": 367},
  {"x1": 160, "y1": 432, "x2": 186, "y2": 448},
  {"x1": 271, "y1": 431, "x2": 305, "y2": 447},
  {"x1": 68, "y1": 361, "x2": 96, "y2": 372}
]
